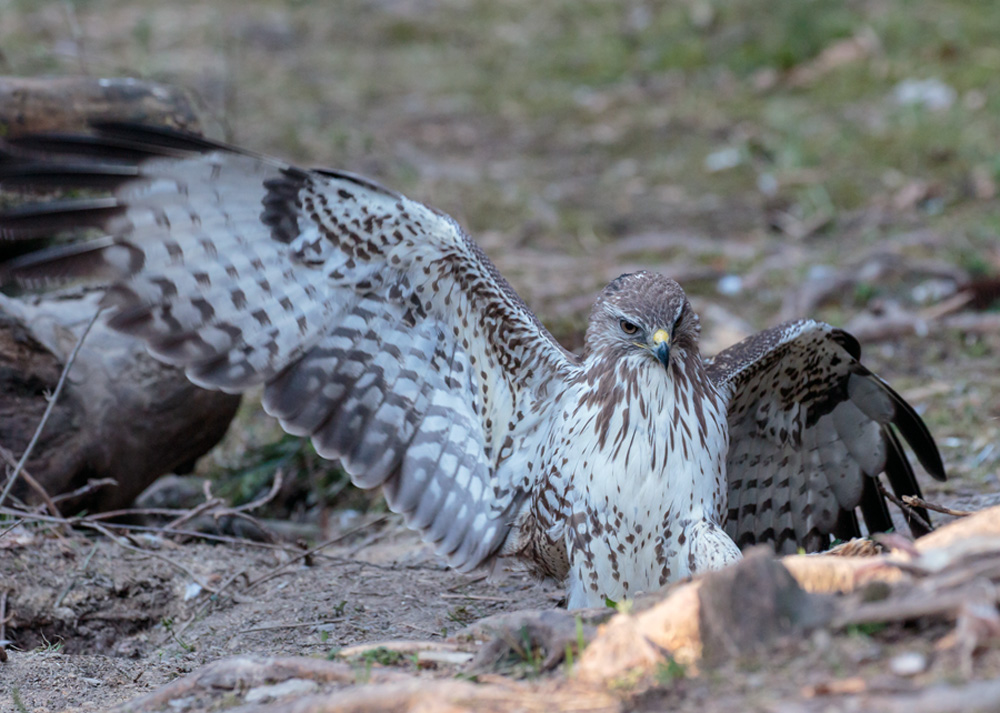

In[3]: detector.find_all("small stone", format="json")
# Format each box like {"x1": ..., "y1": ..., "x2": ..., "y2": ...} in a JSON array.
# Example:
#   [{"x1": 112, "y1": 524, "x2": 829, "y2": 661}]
[
  {"x1": 704, "y1": 147, "x2": 743, "y2": 173},
  {"x1": 889, "y1": 651, "x2": 927, "y2": 676},
  {"x1": 183, "y1": 582, "x2": 203, "y2": 601},
  {"x1": 716, "y1": 275, "x2": 743, "y2": 296},
  {"x1": 892, "y1": 78, "x2": 955, "y2": 111}
]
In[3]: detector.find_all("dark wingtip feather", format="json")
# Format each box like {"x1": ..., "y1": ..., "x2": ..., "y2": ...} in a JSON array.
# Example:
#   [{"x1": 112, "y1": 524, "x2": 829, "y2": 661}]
[
  {"x1": 0, "y1": 237, "x2": 142, "y2": 287},
  {"x1": 0, "y1": 161, "x2": 139, "y2": 191},
  {"x1": 883, "y1": 379, "x2": 947, "y2": 482},
  {"x1": 883, "y1": 427, "x2": 934, "y2": 537},
  {"x1": 0, "y1": 198, "x2": 122, "y2": 240},
  {"x1": 831, "y1": 328, "x2": 862, "y2": 360},
  {"x1": 3, "y1": 132, "x2": 184, "y2": 162},
  {"x1": 831, "y1": 507, "x2": 861, "y2": 542},
  {"x1": 90, "y1": 122, "x2": 233, "y2": 154},
  {"x1": 859, "y1": 473, "x2": 894, "y2": 535}
]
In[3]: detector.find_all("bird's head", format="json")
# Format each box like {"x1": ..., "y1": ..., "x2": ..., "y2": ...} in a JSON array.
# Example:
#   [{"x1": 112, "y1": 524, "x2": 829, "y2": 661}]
[{"x1": 584, "y1": 271, "x2": 701, "y2": 371}]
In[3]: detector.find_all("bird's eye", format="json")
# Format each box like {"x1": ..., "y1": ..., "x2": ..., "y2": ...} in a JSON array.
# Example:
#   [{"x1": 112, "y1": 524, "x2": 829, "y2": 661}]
[{"x1": 619, "y1": 319, "x2": 640, "y2": 335}]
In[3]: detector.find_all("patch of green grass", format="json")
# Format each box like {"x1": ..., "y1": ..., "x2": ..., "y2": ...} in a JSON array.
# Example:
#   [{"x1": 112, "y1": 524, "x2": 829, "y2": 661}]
[
  {"x1": 446, "y1": 605, "x2": 479, "y2": 625},
  {"x1": 11, "y1": 687, "x2": 29, "y2": 713},
  {"x1": 161, "y1": 617, "x2": 194, "y2": 652},
  {"x1": 358, "y1": 646, "x2": 406, "y2": 666},
  {"x1": 655, "y1": 656, "x2": 687, "y2": 686},
  {"x1": 711, "y1": 1, "x2": 858, "y2": 73},
  {"x1": 846, "y1": 621, "x2": 889, "y2": 637}
]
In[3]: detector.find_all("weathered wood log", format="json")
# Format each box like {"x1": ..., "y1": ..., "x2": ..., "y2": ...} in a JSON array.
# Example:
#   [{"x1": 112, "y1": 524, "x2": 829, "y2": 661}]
[
  {"x1": 0, "y1": 291, "x2": 241, "y2": 514},
  {"x1": 0, "y1": 76, "x2": 200, "y2": 138},
  {"x1": 0, "y1": 76, "x2": 238, "y2": 514}
]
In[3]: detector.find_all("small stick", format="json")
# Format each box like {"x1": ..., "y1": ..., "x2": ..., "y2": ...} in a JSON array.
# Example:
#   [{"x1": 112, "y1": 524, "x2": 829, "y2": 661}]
[
  {"x1": 72, "y1": 506, "x2": 224, "y2": 521},
  {"x1": 903, "y1": 495, "x2": 974, "y2": 518},
  {"x1": 245, "y1": 514, "x2": 390, "y2": 591},
  {"x1": 0, "y1": 589, "x2": 10, "y2": 662},
  {"x1": 169, "y1": 569, "x2": 250, "y2": 642},
  {"x1": 345, "y1": 525, "x2": 394, "y2": 557},
  {"x1": 440, "y1": 593, "x2": 511, "y2": 603},
  {"x1": 878, "y1": 481, "x2": 934, "y2": 533},
  {"x1": 0, "y1": 518, "x2": 24, "y2": 541},
  {"x1": 164, "y1": 497, "x2": 225, "y2": 532},
  {"x1": 238, "y1": 617, "x2": 346, "y2": 635},
  {"x1": 228, "y1": 468, "x2": 284, "y2": 514},
  {"x1": 0, "y1": 307, "x2": 102, "y2": 509},
  {"x1": 399, "y1": 621, "x2": 443, "y2": 638},
  {"x1": 445, "y1": 573, "x2": 489, "y2": 592},
  {"x1": 54, "y1": 542, "x2": 100, "y2": 607},
  {"x1": 81, "y1": 521, "x2": 216, "y2": 594},
  {"x1": 0, "y1": 445, "x2": 62, "y2": 522},
  {"x1": 0, "y1": 507, "x2": 301, "y2": 554},
  {"x1": 50, "y1": 478, "x2": 118, "y2": 504}
]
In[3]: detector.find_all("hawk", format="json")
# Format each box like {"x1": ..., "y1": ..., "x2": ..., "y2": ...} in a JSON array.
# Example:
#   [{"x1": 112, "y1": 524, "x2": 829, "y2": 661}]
[{"x1": 0, "y1": 124, "x2": 945, "y2": 608}]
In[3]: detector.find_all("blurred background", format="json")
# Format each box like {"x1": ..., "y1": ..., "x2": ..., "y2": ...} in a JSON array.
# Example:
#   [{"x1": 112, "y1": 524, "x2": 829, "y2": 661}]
[{"x1": 2, "y1": 0, "x2": 998, "y2": 521}]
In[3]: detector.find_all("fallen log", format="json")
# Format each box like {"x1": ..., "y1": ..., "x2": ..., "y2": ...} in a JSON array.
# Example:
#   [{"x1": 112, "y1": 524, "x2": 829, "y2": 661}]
[
  {"x1": 0, "y1": 76, "x2": 238, "y2": 514},
  {"x1": 0, "y1": 75, "x2": 199, "y2": 138},
  {"x1": 0, "y1": 291, "x2": 241, "y2": 514}
]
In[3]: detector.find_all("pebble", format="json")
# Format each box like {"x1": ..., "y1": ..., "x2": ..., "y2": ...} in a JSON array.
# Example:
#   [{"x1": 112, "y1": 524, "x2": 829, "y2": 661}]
[{"x1": 889, "y1": 651, "x2": 927, "y2": 677}]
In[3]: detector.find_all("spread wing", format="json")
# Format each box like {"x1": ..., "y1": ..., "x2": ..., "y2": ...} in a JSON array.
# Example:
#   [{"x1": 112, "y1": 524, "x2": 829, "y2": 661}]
[
  {"x1": 705, "y1": 319, "x2": 946, "y2": 553},
  {"x1": 0, "y1": 123, "x2": 580, "y2": 570}
]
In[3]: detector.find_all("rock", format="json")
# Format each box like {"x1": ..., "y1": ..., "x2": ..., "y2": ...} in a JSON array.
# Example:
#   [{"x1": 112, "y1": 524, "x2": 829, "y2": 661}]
[{"x1": 889, "y1": 651, "x2": 928, "y2": 677}]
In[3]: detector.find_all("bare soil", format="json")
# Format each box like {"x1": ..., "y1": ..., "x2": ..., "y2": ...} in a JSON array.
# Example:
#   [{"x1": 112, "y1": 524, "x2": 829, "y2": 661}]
[{"x1": 1, "y1": 520, "x2": 560, "y2": 712}]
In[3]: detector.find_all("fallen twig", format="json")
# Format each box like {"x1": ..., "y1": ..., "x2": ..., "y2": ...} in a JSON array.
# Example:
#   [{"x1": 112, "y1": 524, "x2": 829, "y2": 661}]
[
  {"x1": 164, "y1": 495, "x2": 225, "y2": 532},
  {"x1": 878, "y1": 480, "x2": 934, "y2": 533},
  {"x1": 161, "y1": 471, "x2": 282, "y2": 542},
  {"x1": 0, "y1": 505, "x2": 293, "y2": 552},
  {"x1": 49, "y1": 478, "x2": 118, "y2": 504},
  {"x1": 245, "y1": 514, "x2": 390, "y2": 591},
  {"x1": 53, "y1": 541, "x2": 99, "y2": 607},
  {"x1": 848, "y1": 310, "x2": 1000, "y2": 343},
  {"x1": 0, "y1": 589, "x2": 9, "y2": 662},
  {"x1": 345, "y1": 524, "x2": 396, "y2": 557},
  {"x1": 440, "y1": 593, "x2": 513, "y2": 602},
  {"x1": 0, "y1": 306, "x2": 102, "y2": 509},
  {"x1": 0, "y1": 445, "x2": 62, "y2": 522},
  {"x1": 81, "y1": 520, "x2": 217, "y2": 594},
  {"x1": 445, "y1": 573, "x2": 489, "y2": 592},
  {"x1": 228, "y1": 468, "x2": 284, "y2": 514},
  {"x1": 903, "y1": 495, "x2": 974, "y2": 518},
  {"x1": 168, "y1": 568, "x2": 251, "y2": 643},
  {"x1": 0, "y1": 518, "x2": 24, "y2": 541},
  {"x1": 238, "y1": 617, "x2": 347, "y2": 635}
]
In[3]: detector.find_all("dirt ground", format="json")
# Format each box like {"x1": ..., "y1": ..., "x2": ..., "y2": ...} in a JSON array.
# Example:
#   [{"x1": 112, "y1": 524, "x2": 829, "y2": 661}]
[
  {"x1": 5, "y1": 510, "x2": 1000, "y2": 713},
  {"x1": 1, "y1": 519, "x2": 563, "y2": 712},
  {"x1": 2, "y1": 1, "x2": 1000, "y2": 711}
]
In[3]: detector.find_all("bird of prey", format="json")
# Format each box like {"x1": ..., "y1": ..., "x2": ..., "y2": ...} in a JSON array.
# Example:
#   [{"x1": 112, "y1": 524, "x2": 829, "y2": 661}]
[{"x1": 0, "y1": 124, "x2": 945, "y2": 608}]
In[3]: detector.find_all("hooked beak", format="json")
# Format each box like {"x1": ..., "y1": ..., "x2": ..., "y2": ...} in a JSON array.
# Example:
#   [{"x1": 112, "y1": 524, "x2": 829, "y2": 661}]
[{"x1": 651, "y1": 328, "x2": 670, "y2": 367}]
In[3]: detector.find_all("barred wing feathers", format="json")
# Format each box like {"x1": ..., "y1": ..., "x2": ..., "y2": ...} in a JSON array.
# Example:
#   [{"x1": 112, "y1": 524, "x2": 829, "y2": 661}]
[
  {"x1": 0, "y1": 124, "x2": 579, "y2": 570},
  {"x1": 706, "y1": 320, "x2": 945, "y2": 553}
]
